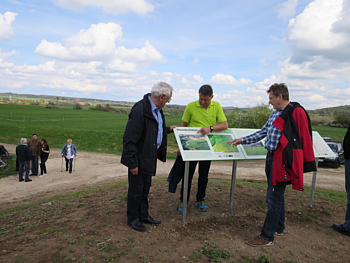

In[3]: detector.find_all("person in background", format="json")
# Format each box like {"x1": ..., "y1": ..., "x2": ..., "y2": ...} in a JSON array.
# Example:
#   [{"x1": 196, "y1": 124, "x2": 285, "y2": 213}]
[
  {"x1": 332, "y1": 124, "x2": 350, "y2": 236},
  {"x1": 61, "y1": 139, "x2": 77, "y2": 174},
  {"x1": 121, "y1": 81, "x2": 177, "y2": 232},
  {"x1": 28, "y1": 133, "x2": 41, "y2": 176},
  {"x1": 228, "y1": 83, "x2": 316, "y2": 247},
  {"x1": 16, "y1": 138, "x2": 32, "y2": 182},
  {"x1": 39, "y1": 138, "x2": 50, "y2": 177}
]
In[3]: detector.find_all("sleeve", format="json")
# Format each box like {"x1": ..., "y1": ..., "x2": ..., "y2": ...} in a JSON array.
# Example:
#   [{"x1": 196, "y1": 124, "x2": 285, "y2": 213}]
[
  {"x1": 216, "y1": 103, "x2": 227, "y2": 124},
  {"x1": 121, "y1": 106, "x2": 144, "y2": 169},
  {"x1": 182, "y1": 104, "x2": 192, "y2": 124},
  {"x1": 37, "y1": 142, "x2": 41, "y2": 156},
  {"x1": 293, "y1": 108, "x2": 315, "y2": 163},
  {"x1": 241, "y1": 123, "x2": 268, "y2": 144},
  {"x1": 61, "y1": 145, "x2": 66, "y2": 155}
]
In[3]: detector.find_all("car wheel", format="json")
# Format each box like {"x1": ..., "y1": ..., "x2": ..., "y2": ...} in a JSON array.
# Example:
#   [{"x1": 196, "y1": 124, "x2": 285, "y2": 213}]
[{"x1": 333, "y1": 159, "x2": 340, "y2": 168}]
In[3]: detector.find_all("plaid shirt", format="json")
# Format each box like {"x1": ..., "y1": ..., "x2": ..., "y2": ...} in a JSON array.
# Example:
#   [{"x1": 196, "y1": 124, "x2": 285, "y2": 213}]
[{"x1": 241, "y1": 110, "x2": 283, "y2": 151}]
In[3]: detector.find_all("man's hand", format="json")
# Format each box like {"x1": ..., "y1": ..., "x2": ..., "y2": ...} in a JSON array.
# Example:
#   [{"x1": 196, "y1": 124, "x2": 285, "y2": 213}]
[
  {"x1": 227, "y1": 138, "x2": 242, "y2": 147},
  {"x1": 198, "y1": 127, "x2": 211, "y2": 135},
  {"x1": 130, "y1": 167, "x2": 138, "y2": 175},
  {"x1": 170, "y1": 125, "x2": 178, "y2": 132},
  {"x1": 177, "y1": 149, "x2": 181, "y2": 156}
]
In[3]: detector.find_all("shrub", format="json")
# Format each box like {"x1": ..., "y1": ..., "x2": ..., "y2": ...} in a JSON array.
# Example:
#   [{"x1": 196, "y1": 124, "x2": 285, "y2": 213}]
[{"x1": 229, "y1": 103, "x2": 273, "y2": 129}]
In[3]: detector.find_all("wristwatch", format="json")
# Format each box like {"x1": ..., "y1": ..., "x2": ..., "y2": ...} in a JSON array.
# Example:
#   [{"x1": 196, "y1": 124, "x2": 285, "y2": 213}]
[{"x1": 210, "y1": 126, "x2": 214, "y2": 132}]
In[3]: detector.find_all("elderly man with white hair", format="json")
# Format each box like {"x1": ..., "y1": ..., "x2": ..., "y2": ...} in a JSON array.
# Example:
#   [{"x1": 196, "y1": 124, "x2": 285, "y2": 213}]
[
  {"x1": 121, "y1": 81, "x2": 177, "y2": 232},
  {"x1": 16, "y1": 138, "x2": 32, "y2": 182}
]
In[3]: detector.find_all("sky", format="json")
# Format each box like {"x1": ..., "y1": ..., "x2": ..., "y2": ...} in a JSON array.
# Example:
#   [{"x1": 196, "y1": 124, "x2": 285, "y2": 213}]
[{"x1": 0, "y1": 0, "x2": 349, "y2": 110}]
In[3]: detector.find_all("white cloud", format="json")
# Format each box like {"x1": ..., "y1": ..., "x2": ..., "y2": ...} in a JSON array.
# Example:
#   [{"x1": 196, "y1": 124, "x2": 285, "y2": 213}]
[
  {"x1": 0, "y1": 48, "x2": 17, "y2": 59},
  {"x1": 35, "y1": 22, "x2": 122, "y2": 61},
  {"x1": 54, "y1": 0, "x2": 155, "y2": 15},
  {"x1": 274, "y1": 0, "x2": 298, "y2": 20},
  {"x1": 115, "y1": 41, "x2": 166, "y2": 63},
  {"x1": 193, "y1": 58, "x2": 199, "y2": 64},
  {"x1": 0, "y1": 11, "x2": 17, "y2": 41},
  {"x1": 210, "y1": 73, "x2": 252, "y2": 86},
  {"x1": 285, "y1": 0, "x2": 347, "y2": 63},
  {"x1": 193, "y1": 75, "x2": 204, "y2": 83}
]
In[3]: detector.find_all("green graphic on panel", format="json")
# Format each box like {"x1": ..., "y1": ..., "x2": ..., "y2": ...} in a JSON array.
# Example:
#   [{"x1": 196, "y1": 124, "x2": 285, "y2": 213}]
[
  {"x1": 179, "y1": 135, "x2": 210, "y2": 151},
  {"x1": 208, "y1": 135, "x2": 238, "y2": 153},
  {"x1": 242, "y1": 141, "x2": 267, "y2": 156}
]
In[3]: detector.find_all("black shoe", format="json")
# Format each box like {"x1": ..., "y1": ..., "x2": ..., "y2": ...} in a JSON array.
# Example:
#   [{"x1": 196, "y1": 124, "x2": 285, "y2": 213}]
[
  {"x1": 19, "y1": 178, "x2": 24, "y2": 182},
  {"x1": 25, "y1": 179, "x2": 32, "y2": 182},
  {"x1": 69, "y1": 171, "x2": 72, "y2": 174},
  {"x1": 333, "y1": 223, "x2": 350, "y2": 237},
  {"x1": 29, "y1": 174, "x2": 33, "y2": 176},
  {"x1": 141, "y1": 216, "x2": 161, "y2": 225},
  {"x1": 127, "y1": 220, "x2": 146, "y2": 232}
]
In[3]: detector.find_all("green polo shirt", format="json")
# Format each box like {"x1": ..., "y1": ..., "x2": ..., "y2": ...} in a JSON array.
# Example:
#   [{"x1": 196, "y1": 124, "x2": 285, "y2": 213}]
[{"x1": 182, "y1": 100, "x2": 227, "y2": 127}]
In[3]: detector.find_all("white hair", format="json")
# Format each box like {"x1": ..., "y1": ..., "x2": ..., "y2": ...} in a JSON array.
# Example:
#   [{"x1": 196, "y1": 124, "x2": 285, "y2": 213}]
[
  {"x1": 20, "y1": 138, "x2": 27, "y2": 144},
  {"x1": 151, "y1": 82, "x2": 173, "y2": 98}
]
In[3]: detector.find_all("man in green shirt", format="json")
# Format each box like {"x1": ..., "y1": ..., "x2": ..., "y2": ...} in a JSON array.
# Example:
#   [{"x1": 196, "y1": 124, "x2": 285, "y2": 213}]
[{"x1": 174, "y1": 84, "x2": 228, "y2": 213}]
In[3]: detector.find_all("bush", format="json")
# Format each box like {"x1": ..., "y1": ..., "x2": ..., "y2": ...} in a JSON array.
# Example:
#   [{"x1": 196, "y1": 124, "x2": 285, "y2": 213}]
[
  {"x1": 229, "y1": 103, "x2": 273, "y2": 129},
  {"x1": 73, "y1": 103, "x2": 82, "y2": 110}
]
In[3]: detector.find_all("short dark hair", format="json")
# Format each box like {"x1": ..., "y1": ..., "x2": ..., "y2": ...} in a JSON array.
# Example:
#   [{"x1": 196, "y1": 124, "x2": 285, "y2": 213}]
[
  {"x1": 267, "y1": 83, "x2": 289, "y2": 100},
  {"x1": 199, "y1": 84, "x2": 213, "y2": 97},
  {"x1": 32, "y1": 133, "x2": 37, "y2": 136}
]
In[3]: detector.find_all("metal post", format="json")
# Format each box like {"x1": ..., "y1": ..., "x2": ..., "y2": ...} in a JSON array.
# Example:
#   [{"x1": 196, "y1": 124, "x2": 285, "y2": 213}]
[
  {"x1": 229, "y1": 160, "x2": 237, "y2": 215},
  {"x1": 308, "y1": 158, "x2": 319, "y2": 207},
  {"x1": 182, "y1": 161, "x2": 190, "y2": 223}
]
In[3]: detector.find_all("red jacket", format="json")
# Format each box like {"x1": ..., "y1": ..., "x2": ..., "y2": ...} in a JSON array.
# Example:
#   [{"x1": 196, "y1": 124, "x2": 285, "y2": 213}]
[{"x1": 272, "y1": 102, "x2": 316, "y2": 191}]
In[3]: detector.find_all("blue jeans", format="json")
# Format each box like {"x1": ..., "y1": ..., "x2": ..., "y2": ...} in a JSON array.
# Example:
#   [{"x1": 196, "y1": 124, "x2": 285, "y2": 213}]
[
  {"x1": 343, "y1": 158, "x2": 350, "y2": 231},
  {"x1": 19, "y1": 161, "x2": 30, "y2": 180},
  {"x1": 31, "y1": 156, "x2": 38, "y2": 175},
  {"x1": 260, "y1": 154, "x2": 286, "y2": 242},
  {"x1": 65, "y1": 158, "x2": 73, "y2": 172}
]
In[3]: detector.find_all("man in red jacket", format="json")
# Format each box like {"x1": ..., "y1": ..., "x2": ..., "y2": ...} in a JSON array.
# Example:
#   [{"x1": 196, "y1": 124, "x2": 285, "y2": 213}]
[{"x1": 228, "y1": 83, "x2": 316, "y2": 247}]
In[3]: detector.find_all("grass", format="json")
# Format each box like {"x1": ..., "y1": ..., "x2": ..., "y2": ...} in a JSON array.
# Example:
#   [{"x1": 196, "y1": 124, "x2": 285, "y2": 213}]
[{"x1": 0, "y1": 104, "x2": 181, "y2": 158}]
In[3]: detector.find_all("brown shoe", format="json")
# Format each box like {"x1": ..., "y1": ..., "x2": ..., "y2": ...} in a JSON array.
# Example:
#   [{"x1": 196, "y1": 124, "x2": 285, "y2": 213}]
[
  {"x1": 246, "y1": 236, "x2": 274, "y2": 247},
  {"x1": 256, "y1": 224, "x2": 287, "y2": 236}
]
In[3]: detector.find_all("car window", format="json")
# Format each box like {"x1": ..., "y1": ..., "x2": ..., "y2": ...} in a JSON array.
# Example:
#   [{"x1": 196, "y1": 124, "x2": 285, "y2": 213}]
[{"x1": 328, "y1": 144, "x2": 337, "y2": 152}]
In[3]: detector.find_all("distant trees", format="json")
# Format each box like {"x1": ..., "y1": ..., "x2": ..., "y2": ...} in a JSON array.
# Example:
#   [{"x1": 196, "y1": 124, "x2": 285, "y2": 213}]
[
  {"x1": 332, "y1": 115, "x2": 350, "y2": 128},
  {"x1": 229, "y1": 103, "x2": 273, "y2": 129}
]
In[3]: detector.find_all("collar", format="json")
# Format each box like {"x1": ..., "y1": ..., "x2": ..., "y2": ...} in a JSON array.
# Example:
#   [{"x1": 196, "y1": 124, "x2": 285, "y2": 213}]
[{"x1": 148, "y1": 94, "x2": 161, "y2": 112}]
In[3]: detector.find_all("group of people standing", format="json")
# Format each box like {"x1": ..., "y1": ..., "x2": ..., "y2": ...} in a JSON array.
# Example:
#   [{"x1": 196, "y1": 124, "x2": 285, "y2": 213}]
[
  {"x1": 16, "y1": 134, "x2": 50, "y2": 182},
  {"x1": 121, "y1": 81, "x2": 349, "y2": 247},
  {"x1": 15, "y1": 135, "x2": 78, "y2": 181}
]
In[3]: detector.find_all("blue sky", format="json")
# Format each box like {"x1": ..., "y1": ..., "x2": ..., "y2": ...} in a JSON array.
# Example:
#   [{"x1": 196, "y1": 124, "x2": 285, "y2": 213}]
[{"x1": 0, "y1": 0, "x2": 349, "y2": 109}]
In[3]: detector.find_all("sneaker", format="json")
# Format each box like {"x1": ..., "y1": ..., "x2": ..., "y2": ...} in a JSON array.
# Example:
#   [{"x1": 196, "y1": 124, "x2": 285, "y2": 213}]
[
  {"x1": 178, "y1": 202, "x2": 188, "y2": 214},
  {"x1": 39, "y1": 174, "x2": 45, "y2": 178},
  {"x1": 195, "y1": 201, "x2": 208, "y2": 212},
  {"x1": 256, "y1": 224, "x2": 287, "y2": 236},
  {"x1": 246, "y1": 236, "x2": 274, "y2": 247}
]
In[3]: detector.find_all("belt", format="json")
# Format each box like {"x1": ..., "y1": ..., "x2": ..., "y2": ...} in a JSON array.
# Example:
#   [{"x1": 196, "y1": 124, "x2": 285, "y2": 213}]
[{"x1": 267, "y1": 150, "x2": 275, "y2": 156}]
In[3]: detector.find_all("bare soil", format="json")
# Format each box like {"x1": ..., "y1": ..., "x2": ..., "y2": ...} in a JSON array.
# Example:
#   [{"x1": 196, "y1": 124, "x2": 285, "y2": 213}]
[{"x1": 0, "y1": 143, "x2": 349, "y2": 262}]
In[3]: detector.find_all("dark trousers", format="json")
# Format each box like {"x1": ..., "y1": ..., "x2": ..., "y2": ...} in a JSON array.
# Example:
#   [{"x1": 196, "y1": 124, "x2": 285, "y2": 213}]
[
  {"x1": 127, "y1": 170, "x2": 152, "y2": 222},
  {"x1": 31, "y1": 156, "x2": 38, "y2": 175},
  {"x1": 180, "y1": 160, "x2": 211, "y2": 203},
  {"x1": 19, "y1": 161, "x2": 29, "y2": 180},
  {"x1": 40, "y1": 158, "x2": 47, "y2": 175},
  {"x1": 65, "y1": 158, "x2": 73, "y2": 172},
  {"x1": 260, "y1": 154, "x2": 286, "y2": 241}
]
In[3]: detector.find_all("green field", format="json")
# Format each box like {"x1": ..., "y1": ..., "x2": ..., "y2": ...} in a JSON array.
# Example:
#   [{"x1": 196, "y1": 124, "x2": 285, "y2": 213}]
[
  {"x1": 0, "y1": 104, "x2": 347, "y2": 159},
  {"x1": 0, "y1": 104, "x2": 181, "y2": 157}
]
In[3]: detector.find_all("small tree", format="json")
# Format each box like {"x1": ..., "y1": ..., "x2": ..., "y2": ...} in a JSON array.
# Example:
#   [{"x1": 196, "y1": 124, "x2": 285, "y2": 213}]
[
  {"x1": 332, "y1": 114, "x2": 350, "y2": 128},
  {"x1": 229, "y1": 103, "x2": 273, "y2": 129},
  {"x1": 73, "y1": 103, "x2": 82, "y2": 110}
]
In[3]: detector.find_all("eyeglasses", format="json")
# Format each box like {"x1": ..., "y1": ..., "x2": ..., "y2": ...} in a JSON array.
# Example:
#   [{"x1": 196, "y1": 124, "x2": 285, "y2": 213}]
[{"x1": 162, "y1": 95, "x2": 171, "y2": 102}]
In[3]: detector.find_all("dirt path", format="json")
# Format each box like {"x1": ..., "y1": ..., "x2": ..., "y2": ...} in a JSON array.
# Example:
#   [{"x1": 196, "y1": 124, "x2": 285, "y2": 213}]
[{"x1": 0, "y1": 143, "x2": 346, "y2": 206}]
